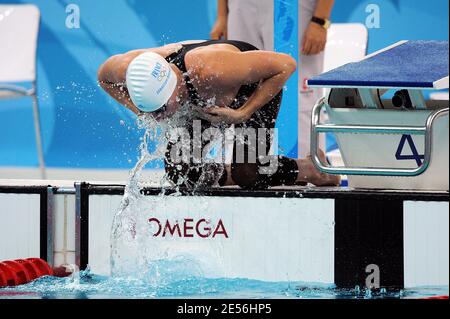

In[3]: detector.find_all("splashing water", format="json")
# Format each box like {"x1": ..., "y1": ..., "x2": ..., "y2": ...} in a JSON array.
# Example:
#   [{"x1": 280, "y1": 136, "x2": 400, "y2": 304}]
[
  {"x1": 109, "y1": 106, "x2": 226, "y2": 285},
  {"x1": 110, "y1": 113, "x2": 169, "y2": 281}
]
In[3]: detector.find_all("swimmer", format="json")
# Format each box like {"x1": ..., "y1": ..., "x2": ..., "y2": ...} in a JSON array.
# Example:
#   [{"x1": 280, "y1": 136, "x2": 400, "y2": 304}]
[{"x1": 98, "y1": 40, "x2": 340, "y2": 190}]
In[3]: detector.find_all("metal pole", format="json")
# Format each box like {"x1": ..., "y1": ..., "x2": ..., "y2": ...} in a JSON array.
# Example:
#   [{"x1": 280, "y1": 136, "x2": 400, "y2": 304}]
[
  {"x1": 46, "y1": 186, "x2": 54, "y2": 267},
  {"x1": 75, "y1": 182, "x2": 81, "y2": 268},
  {"x1": 310, "y1": 98, "x2": 449, "y2": 176},
  {"x1": 31, "y1": 83, "x2": 46, "y2": 179}
]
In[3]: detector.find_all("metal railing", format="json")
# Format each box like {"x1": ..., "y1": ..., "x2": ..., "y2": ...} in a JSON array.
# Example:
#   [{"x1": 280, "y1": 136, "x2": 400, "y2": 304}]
[{"x1": 310, "y1": 98, "x2": 449, "y2": 176}]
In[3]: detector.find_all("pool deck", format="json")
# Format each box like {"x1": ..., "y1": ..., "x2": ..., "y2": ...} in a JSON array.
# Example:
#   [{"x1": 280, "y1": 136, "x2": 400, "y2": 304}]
[{"x1": 1, "y1": 179, "x2": 448, "y2": 201}]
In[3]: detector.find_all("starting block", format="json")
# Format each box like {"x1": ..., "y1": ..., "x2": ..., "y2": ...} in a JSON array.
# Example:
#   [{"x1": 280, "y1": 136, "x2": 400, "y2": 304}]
[{"x1": 308, "y1": 40, "x2": 449, "y2": 191}]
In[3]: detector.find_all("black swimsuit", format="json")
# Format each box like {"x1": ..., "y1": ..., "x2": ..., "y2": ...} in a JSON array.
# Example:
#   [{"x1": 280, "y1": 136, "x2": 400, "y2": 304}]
[{"x1": 164, "y1": 40, "x2": 299, "y2": 190}]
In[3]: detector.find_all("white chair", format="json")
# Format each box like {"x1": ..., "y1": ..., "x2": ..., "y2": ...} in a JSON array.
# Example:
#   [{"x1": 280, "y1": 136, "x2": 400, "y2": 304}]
[
  {"x1": 324, "y1": 23, "x2": 368, "y2": 72},
  {"x1": 430, "y1": 92, "x2": 449, "y2": 100},
  {"x1": 0, "y1": 4, "x2": 45, "y2": 179}
]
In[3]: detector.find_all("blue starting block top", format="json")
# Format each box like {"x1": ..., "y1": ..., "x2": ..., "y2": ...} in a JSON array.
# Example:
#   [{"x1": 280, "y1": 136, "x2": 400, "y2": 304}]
[{"x1": 308, "y1": 40, "x2": 449, "y2": 89}]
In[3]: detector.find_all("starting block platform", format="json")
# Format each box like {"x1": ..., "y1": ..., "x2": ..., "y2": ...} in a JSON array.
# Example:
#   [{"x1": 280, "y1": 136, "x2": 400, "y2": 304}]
[
  {"x1": 308, "y1": 40, "x2": 449, "y2": 89},
  {"x1": 0, "y1": 182, "x2": 448, "y2": 289},
  {"x1": 308, "y1": 40, "x2": 449, "y2": 191}
]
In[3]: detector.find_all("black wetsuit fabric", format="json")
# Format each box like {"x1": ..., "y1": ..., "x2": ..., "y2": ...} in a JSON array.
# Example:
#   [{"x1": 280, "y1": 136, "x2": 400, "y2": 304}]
[{"x1": 164, "y1": 40, "x2": 298, "y2": 190}]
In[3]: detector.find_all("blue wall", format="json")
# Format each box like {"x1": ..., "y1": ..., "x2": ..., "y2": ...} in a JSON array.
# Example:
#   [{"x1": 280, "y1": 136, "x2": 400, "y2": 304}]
[
  {"x1": 332, "y1": 0, "x2": 449, "y2": 52},
  {"x1": 0, "y1": 0, "x2": 448, "y2": 169},
  {"x1": 0, "y1": 0, "x2": 217, "y2": 169}
]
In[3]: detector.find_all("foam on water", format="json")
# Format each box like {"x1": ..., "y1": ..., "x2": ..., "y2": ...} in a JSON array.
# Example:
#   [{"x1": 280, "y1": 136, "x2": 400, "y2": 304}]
[{"x1": 2, "y1": 270, "x2": 448, "y2": 299}]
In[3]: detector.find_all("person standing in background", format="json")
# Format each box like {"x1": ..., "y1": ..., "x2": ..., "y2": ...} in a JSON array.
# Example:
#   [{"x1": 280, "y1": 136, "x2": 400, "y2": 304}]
[
  {"x1": 211, "y1": 0, "x2": 335, "y2": 157},
  {"x1": 210, "y1": 0, "x2": 274, "y2": 51},
  {"x1": 298, "y1": 0, "x2": 334, "y2": 157}
]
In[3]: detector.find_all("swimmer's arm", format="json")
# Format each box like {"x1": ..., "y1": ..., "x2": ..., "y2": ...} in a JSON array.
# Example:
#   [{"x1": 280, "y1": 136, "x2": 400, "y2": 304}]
[
  {"x1": 97, "y1": 54, "x2": 140, "y2": 114},
  {"x1": 98, "y1": 81, "x2": 140, "y2": 114},
  {"x1": 239, "y1": 52, "x2": 297, "y2": 120},
  {"x1": 198, "y1": 50, "x2": 297, "y2": 121}
]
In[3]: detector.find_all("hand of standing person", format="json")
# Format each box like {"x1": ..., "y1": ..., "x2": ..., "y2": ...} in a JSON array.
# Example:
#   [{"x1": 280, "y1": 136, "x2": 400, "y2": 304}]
[
  {"x1": 210, "y1": 0, "x2": 228, "y2": 39},
  {"x1": 301, "y1": 0, "x2": 334, "y2": 55},
  {"x1": 302, "y1": 22, "x2": 327, "y2": 55}
]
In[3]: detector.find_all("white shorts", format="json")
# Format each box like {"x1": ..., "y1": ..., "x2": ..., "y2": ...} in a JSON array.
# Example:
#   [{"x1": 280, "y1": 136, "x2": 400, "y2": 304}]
[
  {"x1": 298, "y1": 0, "x2": 325, "y2": 157},
  {"x1": 227, "y1": 0, "x2": 274, "y2": 51},
  {"x1": 227, "y1": 0, "x2": 325, "y2": 157}
]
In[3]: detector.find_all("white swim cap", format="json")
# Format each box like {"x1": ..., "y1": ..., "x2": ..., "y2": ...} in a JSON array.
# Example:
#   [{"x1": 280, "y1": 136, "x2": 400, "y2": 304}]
[{"x1": 126, "y1": 52, "x2": 178, "y2": 113}]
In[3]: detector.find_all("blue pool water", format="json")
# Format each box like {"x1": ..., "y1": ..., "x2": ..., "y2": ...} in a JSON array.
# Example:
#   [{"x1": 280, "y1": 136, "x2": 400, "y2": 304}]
[{"x1": 0, "y1": 270, "x2": 448, "y2": 299}]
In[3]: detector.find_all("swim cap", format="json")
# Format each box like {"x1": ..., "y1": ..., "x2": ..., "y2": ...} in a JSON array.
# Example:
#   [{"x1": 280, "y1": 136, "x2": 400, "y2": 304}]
[{"x1": 126, "y1": 52, "x2": 178, "y2": 113}]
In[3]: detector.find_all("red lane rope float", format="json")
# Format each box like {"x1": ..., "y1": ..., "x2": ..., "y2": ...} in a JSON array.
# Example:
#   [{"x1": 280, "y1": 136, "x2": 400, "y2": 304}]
[
  {"x1": 27, "y1": 258, "x2": 53, "y2": 278},
  {"x1": 15, "y1": 259, "x2": 40, "y2": 281},
  {"x1": 0, "y1": 263, "x2": 17, "y2": 287},
  {"x1": 421, "y1": 296, "x2": 449, "y2": 300},
  {"x1": 1, "y1": 261, "x2": 30, "y2": 285},
  {"x1": 0, "y1": 269, "x2": 6, "y2": 287},
  {"x1": 0, "y1": 258, "x2": 53, "y2": 288}
]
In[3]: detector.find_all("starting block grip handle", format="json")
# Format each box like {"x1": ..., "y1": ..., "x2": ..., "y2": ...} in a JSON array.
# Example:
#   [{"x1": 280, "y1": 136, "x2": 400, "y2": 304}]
[{"x1": 310, "y1": 98, "x2": 449, "y2": 177}]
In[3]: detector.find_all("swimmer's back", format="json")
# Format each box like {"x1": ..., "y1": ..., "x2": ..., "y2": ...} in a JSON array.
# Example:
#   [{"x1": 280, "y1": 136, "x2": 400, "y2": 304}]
[
  {"x1": 166, "y1": 39, "x2": 262, "y2": 108},
  {"x1": 166, "y1": 40, "x2": 259, "y2": 72}
]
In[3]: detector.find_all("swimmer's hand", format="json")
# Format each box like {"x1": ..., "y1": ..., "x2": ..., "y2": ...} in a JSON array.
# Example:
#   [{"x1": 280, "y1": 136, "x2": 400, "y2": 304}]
[{"x1": 196, "y1": 106, "x2": 250, "y2": 124}]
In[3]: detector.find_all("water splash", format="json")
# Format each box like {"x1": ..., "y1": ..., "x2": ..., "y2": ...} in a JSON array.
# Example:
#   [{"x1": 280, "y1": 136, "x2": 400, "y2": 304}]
[
  {"x1": 110, "y1": 113, "x2": 169, "y2": 279},
  {"x1": 108, "y1": 106, "x2": 226, "y2": 283}
]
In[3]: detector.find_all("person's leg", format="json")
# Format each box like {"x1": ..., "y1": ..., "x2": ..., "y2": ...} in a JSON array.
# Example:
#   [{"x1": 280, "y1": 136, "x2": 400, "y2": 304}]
[
  {"x1": 257, "y1": 0, "x2": 275, "y2": 51},
  {"x1": 298, "y1": 53, "x2": 324, "y2": 158},
  {"x1": 230, "y1": 92, "x2": 339, "y2": 189},
  {"x1": 230, "y1": 93, "x2": 301, "y2": 189},
  {"x1": 230, "y1": 93, "x2": 278, "y2": 189},
  {"x1": 164, "y1": 119, "x2": 226, "y2": 190},
  {"x1": 295, "y1": 150, "x2": 340, "y2": 186},
  {"x1": 227, "y1": 0, "x2": 265, "y2": 50},
  {"x1": 298, "y1": 0, "x2": 326, "y2": 158}
]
